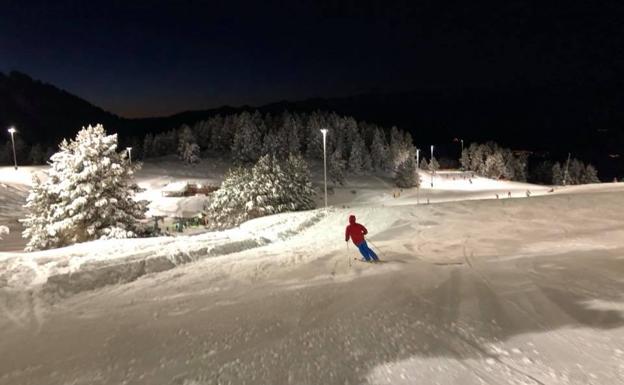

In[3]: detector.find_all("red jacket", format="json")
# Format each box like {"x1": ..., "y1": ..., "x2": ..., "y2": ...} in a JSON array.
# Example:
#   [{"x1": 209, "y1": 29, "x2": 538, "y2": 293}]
[{"x1": 345, "y1": 215, "x2": 367, "y2": 245}]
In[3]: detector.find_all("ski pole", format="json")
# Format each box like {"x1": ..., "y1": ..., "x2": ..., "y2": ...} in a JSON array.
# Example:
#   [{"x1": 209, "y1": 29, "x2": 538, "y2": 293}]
[{"x1": 368, "y1": 240, "x2": 384, "y2": 260}]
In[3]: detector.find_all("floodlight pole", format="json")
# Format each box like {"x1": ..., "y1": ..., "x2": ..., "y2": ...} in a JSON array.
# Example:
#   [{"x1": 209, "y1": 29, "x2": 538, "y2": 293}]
[
  {"x1": 416, "y1": 148, "x2": 420, "y2": 204},
  {"x1": 321, "y1": 129, "x2": 328, "y2": 208},
  {"x1": 126, "y1": 147, "x2": 133, "y2": 164},
  {"x1": 8, "y1": 127, "x2": 17, "y2": 170},
  {"x1": 430, "y1": 144, "x2": 434, "y2": 188}
]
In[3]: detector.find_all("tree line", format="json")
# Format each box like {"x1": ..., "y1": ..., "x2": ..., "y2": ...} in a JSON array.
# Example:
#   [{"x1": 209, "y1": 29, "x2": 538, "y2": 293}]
[{"x1": 138, "y1": 110, "x2": 418, "y2": 186}]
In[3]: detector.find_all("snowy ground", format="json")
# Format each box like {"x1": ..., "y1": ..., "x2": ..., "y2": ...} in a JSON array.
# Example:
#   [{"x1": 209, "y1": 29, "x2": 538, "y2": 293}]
[{"x1": 2, "y1": 161, "x2": 624, "y2": 385}]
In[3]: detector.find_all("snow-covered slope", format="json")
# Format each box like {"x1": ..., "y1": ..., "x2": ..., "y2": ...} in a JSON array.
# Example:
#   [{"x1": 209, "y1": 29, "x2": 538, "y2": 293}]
[{"x1": 1, "y1": 178, "x2": 624, "y2": 384}]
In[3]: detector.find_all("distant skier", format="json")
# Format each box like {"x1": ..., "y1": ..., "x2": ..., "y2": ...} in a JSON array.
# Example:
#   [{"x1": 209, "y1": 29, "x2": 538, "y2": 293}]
[{"x1": 345, "y1": 215, "x2": 379, "y2": 262}]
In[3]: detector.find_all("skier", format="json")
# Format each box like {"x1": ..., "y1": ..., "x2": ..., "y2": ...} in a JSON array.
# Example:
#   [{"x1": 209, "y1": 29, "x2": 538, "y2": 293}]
[{"x1": 345, "y1": 215, "x2": 379, "y2": 262}]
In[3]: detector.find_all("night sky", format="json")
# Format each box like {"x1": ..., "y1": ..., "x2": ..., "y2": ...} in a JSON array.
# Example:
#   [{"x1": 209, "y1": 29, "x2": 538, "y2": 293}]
[{"x1": 2, "y1": 0, "x2": 622, "y2": 118}]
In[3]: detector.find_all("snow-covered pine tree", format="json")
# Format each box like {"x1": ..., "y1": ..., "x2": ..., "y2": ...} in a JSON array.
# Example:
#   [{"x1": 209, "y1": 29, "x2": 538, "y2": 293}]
[
  {"x1": 210, "y1": 114, "x2": 231, "y2": 152},
  {"x1": 348, "y1": 132, "x2": 367, "y2": 174},
  {"x1": 484, "y1": 152, "x2": 506, "y2": 179},
  {"x1": 568, "y1": 159, "x2": 584, "y2": 185},
  {"x1": 394, "y1": 157, "x2": 419, "y2": 188},
  {"x1": 284, "y1": 154, "x2": 316, "y2": 211},
  {"x1": 582, "y1": 164, "x2": 600, "y2": 184},
  {"x1": 246, "y1": 155, "x2": 290, "y2": 217},
  {"x1": 231, "y1": 112, "x2": 262, "y2": 164},
  {"x1": 420, "y1": 157, "x2": 429, "y2": 170},
  {"x1": 501, "y1": 149, "x2": 516, "y2": 180},
  {"x1": 22, "y1": 124, "x2": 147, "y2": 251},
  {"x1": 177, "y1": 125, "x2": 196, "y2": 157},
  {"x1": 21, "y1": 175, "x2": 52, "y2": 249},
  {"x1": 428, "y1": 156, "x2": 440, "y2": 174},
  {"x1": 460, "y1": 148, "x2": 471, "y2": 171},
  {"x1": 284, "y1": 111, "x2": 302, "y2": 155},
  {"x1": 204, "y1": 167, "x2": 254, "y2": 230},
  {"x1": 305, "y1": 112, "x2": 325, "y2": 160},
  {"x1": 0, "y1": 225, "x2": 8, "y2": 241},
  {"x1": 512, "y1": 152, "x2": 528, "y2": 182},
  {"x1": 369, "y1": 128, "x2": 389, "y2": 171},
  {"x1": 389, "y1": 126, "x2": 403, "y2": 170},
  {"x1": 329, "y1": 149, "x2": 347, "y2": 185},
  {"x1": 205, "y1": 154, "x2": 315, "y2": 230},
  {"x1": 142, "y1": 133, "x2": 154, "y2": 158},
  {"x1": 261, "y1": 129, "x2": 280, "y2": 157},
  {"x1": 194, "y1": 120, "x2": 212, "y2": 150},
  {"x1": 182, "y1": 142, "x2": 201, "y2": 165},
  {"x1": 552, "y1": 162, "x2": 564, "y2": 185},
  {"x1": 469, "y1": 143, "x2": 484, "y2": 174}
]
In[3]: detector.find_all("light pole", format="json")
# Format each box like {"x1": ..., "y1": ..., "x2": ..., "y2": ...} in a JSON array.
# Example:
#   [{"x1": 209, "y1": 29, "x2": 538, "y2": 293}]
[
  {"x1": 8, "y1": 127, "x2": 17, "y2": 170},
  {"x1": 126, "y1": 147, "x2": 133, "y2": 164},
  {"x1": 320, "y1": 129, "x2": 328, "y2": 209},
  {"x1": 416, "y1": 148, "x2": 420, "y2": 204},
  {"x1": 430, "y1": 144, "x2": 435, "y2": 188},
  {"x1": 459, "y1": 139, "x2": 464, "y2": 170}
]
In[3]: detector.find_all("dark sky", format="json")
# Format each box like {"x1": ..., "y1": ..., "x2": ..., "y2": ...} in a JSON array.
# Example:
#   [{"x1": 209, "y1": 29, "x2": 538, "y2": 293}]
[{"x1": 1, "y1": 0, "x2": 622, "y2": 118}]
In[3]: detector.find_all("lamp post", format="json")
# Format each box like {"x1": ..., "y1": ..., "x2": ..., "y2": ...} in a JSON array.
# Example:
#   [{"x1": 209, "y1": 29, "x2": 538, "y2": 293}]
[
  {"x1": 126, "y1": 147, "x2": 133, "y2": 164},
  {"x1": 430, "y1": 144, "x2": 435, "y2": 188},
  {"x1": 8, "y1": 127, "x2": 17, "y2": 170},
  {"x1": 320, "y1": 129, "x2": 328, "y2": 208},
  {"x1": 416, "y1": 148, "x2": 420, "y2": 204}
]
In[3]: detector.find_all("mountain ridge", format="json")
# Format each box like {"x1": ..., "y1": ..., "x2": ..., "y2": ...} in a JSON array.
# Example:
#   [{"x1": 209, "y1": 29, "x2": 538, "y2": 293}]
[{"x1": 1, "y1": 71, "x2": 622, "y2": 178}]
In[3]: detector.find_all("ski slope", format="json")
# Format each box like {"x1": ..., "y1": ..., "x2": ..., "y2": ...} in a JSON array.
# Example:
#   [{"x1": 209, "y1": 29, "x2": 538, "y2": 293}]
[{"x1": 2, "y1": 163, "x2": 624, "y2": 385}]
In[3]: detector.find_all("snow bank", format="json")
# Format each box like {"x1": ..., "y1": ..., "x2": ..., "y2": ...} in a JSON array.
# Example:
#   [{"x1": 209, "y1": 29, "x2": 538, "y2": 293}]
[{"x1": 0, "y1": 209, "x2": 324, "y2": 295}]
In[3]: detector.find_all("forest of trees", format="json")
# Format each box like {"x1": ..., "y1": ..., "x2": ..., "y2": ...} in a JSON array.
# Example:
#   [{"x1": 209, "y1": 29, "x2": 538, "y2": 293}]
[
  {"x1": 139, "y1": 110, "x2": 417, "y2": 185},
  {"x1": 531, "y1": 158, "x2": 600, "y2": 185},
  {"x1": 460, "y1": 142, "x2": 529, "y2": 181}
]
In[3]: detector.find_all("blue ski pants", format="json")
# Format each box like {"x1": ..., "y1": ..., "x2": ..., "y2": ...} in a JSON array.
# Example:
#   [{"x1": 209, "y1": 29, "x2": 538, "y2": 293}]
[{"x1": 357, "y1": 241, "x2": 379, "y2": 261}]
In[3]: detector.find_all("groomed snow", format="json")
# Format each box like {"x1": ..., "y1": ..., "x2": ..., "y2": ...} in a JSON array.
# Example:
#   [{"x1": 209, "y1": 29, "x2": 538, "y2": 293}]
[{"x1": 2, "y1": 162, "x2": 624, "y2": 385}]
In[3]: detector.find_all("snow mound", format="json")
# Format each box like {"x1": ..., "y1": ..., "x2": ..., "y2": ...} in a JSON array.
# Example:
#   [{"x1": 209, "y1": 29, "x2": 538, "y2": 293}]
[{"x1": 0, "y1": 209, "x2": 324, "y2": 296}]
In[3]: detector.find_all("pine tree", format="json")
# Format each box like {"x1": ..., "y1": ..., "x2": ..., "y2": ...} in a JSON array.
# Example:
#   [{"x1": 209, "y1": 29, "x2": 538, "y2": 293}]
[
  {"x1": 389, "y1": 126, "x2": 403, "y2": 170},
  {"x1": 285, "y1": 112, "x2": 302, "y2": 155},
  {"x1": 284, "y1": 154, "x2": 316, "y2": 211},
  {"x1": 205, "y1": 167, "x2": 254, "y2": 230},
  {"x1": 210, "y1": 114, "x2": 231, "y2": 152},
  {"x1": 568, "y1": 159, "x2": 584, "y2": 185},
  {"x1": 22, "y1": 124, "x2": 147, "y2": 251},
  {"x1": 370, "y1": 128, "x2": 389, "y2": 171},
  {"x1": 552, "y1": 162, "x2": 564, "y2": 185},
  {"x1": 484, "y1": 152, "x2": 506, "y2": 179},
  {"x1": 348, "y1": 132, "x2": 367, "y2": 174},
  {"x1": 460, "y1": 148, "x2": 471, "y2": 171},
  {"x1": 582, "y1": 164, "x2": 600, "y2": 184},
  {"x1": 305, "y1": 112, "x2": 325, "y2": 159},
  {"x1": 428, "y1": 156, "x2": 440, "y2": 173},
  {"x1": 395, "y1": 157, "x2": 419, "y2": 188},
  {"x1": 231, "y1": 112, "x2": 262, "y2": 164},
  {"x1": 143, "y1": 133, "x2": 154, "y2": 158},
  {"x1": 329, "y1": 149, "x2": 346, "y2": 185},
  {"x1": 29, "y1": 143, "x2": 46, "y2": 165},
  {"x1": 182, "y1": 142, "x2": 201, "y2": 165},
  {"x1": 420, "y1": 157, "x2": 429, "y2": 170},
  {"x1": 261, "y1": 129, "x2": 280, "y2": 157},
  {"x1": 0, "y1": 225, "x2": 8, "y2": 241},
  {"x1": 205, "y1": 154, "x2": 315, "y2": 230},
  {"x1": 195, "y1": 120, "x2": 212, "y2": 149}
]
